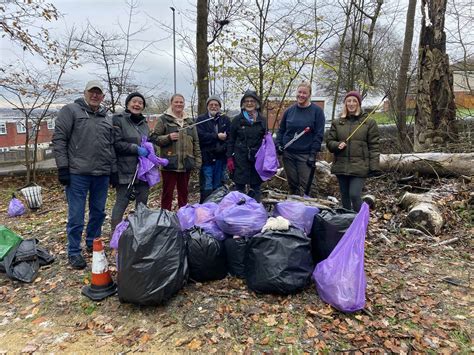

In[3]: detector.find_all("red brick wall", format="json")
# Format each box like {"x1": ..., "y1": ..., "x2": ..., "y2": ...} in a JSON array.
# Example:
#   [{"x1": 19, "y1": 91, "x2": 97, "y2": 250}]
[{"x1": 0, "y1": 121, "x2": 53, "y2": 148}]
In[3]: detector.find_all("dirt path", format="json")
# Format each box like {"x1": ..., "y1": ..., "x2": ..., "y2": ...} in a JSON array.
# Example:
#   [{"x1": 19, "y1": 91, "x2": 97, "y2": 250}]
[{"x1": 0, "y1": 179, "x2": 472, "y2": 353}]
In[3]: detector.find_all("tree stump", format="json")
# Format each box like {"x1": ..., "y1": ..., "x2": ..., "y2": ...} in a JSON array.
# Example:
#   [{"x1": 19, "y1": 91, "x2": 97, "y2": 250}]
[{"x1": 399, "y1": 192, "x2": 444, "y2": 235}]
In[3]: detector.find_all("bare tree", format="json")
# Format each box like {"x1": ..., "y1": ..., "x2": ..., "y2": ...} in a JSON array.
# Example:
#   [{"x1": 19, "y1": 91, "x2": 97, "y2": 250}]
[
  {"x1": 414, "y1": 0, "x2": 457, "y2": 152},
  {"x1": 0, "y1": 29, "x2": 82, "y2": 183},
  {"x1": 393, "y1": 0, "x2": 417, "y2": 152},
  {"x1": 77, "y1": 0, "x2": 160, "y2": 113}
]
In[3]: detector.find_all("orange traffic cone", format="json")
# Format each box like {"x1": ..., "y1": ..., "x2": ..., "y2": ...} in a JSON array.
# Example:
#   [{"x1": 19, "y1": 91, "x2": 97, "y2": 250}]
[{"x1": 81, "y1": 238, "x2": 117, "y2": 301}]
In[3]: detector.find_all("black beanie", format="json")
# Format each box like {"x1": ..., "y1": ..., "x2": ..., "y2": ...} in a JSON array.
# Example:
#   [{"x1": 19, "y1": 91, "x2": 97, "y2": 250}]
[{"x1": 125, "y1": 92, "x2": 146, "y2": 109}]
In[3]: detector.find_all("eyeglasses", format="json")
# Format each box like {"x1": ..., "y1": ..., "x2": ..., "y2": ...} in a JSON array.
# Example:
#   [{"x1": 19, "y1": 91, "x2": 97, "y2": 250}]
[{"x1": 243, "y1": 99, "x2": 256, "y2": 104}]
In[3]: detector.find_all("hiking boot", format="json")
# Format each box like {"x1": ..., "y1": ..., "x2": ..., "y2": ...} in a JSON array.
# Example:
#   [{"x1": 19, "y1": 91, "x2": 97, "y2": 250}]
[{"x1": 68, "y1": 254, "x2": 86, "y2": 270}]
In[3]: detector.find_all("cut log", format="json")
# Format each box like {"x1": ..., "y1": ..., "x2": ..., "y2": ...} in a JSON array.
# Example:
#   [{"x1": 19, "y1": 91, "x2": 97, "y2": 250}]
[
  {"x1": 399, "y1": 192, "x2": 444, "y2": 235},
  {"x1": 380, "y1": 153, "x2": 474, "y2": 177},
  {"x1": 262, "y1": 190, "x2": 337, "y2": 210}
]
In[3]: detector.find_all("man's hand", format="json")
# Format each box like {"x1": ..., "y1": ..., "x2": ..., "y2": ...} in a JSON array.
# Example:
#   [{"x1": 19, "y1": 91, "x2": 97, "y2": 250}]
[
  {"x1": 277, "y1": 145, "x2": 284, "y2": 155},
  {"x1": 306, "y1": 156, "x2": 316, "y2": 168},
  {"x1": 338, "y1": 141, "x2": 347, "y2": 150},
  {"x1": 217, "y1": 132, "x2": 227, "y2": 141},
  {"x1": 169, "y1": 132, "x2": 179, "y2": 141},
  {"x1": 137, "y1": 147, "x2": 149, "y2": 157},
  {"x1": 110, "y1": 172, "x2": 119, "y2": 188},
  {"x1": 58, "y1": 167, "x2": 70, "y2": 186}
]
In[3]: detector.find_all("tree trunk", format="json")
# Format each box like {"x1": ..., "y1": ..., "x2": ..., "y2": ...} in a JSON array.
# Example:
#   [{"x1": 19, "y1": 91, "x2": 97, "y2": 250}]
[
  {"x1": 379, "y1": 153, "x2": 474, "y2": 176},
  {"x1": 399, "y1": 192, "x2": 444, "y2": 235},
  {"x1": 196, "y1": 0, "x2": 209, "y2": 115},
  {"x1": 414, "y1": 0, "x2": 457, "y2": 152},
  {"x1": 394, "y1": 0, "x2": 417, "y2": 152}
]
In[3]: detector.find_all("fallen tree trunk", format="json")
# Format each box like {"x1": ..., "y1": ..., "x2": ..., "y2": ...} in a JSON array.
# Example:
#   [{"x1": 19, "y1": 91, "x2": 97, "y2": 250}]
[
  {"x1": 399, "y1": 192, "x2": 444, "y2": 235},
  {"x1": 380, "y1": 153, "x2": 474, "y2": 177},
  {"x1": 262, "y1": 190, "x2": 337, "y2": 210}
]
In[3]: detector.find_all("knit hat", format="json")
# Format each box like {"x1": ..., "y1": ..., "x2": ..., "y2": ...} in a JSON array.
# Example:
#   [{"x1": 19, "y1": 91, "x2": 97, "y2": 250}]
[
  {"x1": 125, "y1": 92, "x2": 146, "y2": 109},
  {"x1": 344, "y1": 91, "x2": 362, "y2": 104},
  {"x1": 240, "y1": 90, "x2": 261, "y2": 109},
  {"x1": 206, "y1": 95, "x2": 222, "y2": 107}
]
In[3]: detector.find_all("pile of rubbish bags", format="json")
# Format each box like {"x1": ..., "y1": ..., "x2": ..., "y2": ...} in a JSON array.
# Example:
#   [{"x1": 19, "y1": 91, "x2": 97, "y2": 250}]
[
  {"x1": 113, "y1": 185, "x2": 370, "y2": 312},
  {"x1": 0, "y1": 225, "x2": 55, "y2": 283}
]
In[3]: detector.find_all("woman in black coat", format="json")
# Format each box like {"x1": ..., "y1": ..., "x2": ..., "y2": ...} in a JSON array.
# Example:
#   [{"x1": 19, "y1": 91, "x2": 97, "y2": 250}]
[
  {"x1": 111, "y1": 92, "x2": 150, "y2": 230},
  {"x1": 226, "y1": 90, "x2": 267, "y2": 202}
]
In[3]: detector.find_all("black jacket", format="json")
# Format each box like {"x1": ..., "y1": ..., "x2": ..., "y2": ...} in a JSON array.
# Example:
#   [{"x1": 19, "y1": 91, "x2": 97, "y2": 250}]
[
  {"x1": 227, "y1": 111, "x2": 267, "y2": 185},
  {"x1": 196, "y1": 112, "x2": 231, "y2": 165},
  {"x1": 112, "y1": 112, "x2": 150, "y2": 184}
]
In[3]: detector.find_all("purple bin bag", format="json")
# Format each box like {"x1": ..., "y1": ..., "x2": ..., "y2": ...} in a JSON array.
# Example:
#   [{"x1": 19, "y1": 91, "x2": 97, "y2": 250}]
[
  {"x1": 215, "y1": 191, "x2": 267, "y2": 237},
  {"x1": 312, "y1": 202, "x2": 369, "y2": 312},
  {"x1": 194, "y1": 202, "x2": 225, "y2": 240},
  {"x1": 8, "y1": 197, "x2": 26, "y2": 217},
  {"x1": 177, "y1": 205, "x2": 196, "y2": 231},
  {"x1": 110, "y1": 220, "x2": 130, "y2": 250},
  {"x1": 255, "y1": 132, "x2": 279, "y2": 181},
  {"x1": 274, "y1": 201, "x2": 319, "y2": 235},
  {"x1": 137, "y1": 137, "x2": 168, "y2": 187}
]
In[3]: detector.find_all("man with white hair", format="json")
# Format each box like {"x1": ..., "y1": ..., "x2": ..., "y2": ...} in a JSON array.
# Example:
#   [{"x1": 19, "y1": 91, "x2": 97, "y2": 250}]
[
  {"x1": 52, "y1": 80, "x2": 118, "y2": 270},
  {"x1": 196, "y1": 95, "x2": 231, "y2": 202}
]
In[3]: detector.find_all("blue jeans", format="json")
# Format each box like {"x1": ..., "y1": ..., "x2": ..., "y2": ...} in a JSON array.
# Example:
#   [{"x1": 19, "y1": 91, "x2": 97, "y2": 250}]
[
  {"x1": 66, "y1": 174, "x2": 109, "y2": 256},
  {"x1": 201, "y1": 160, "x2": 225, "y2": 190}
]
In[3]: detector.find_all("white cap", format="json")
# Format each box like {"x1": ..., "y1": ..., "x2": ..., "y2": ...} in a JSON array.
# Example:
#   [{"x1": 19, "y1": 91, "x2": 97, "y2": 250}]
[{"x1": 84, "y1": 80, "x2": 104, "y2": 93}]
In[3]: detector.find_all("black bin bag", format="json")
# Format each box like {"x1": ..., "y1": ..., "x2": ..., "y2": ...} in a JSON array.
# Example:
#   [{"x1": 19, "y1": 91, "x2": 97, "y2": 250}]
[
  {"x1": 310, "y1": 208, "x2": 357, "y2": 264},
  {"x1": 245, "y1": 227, "x2": 313, "y2": 295},
  {"x1": 186, "y1": 227, "x2": 227, "y2": 282},
  {"x1": 204, "y1": 185, "x2": 229, "y2": 204},
  {"x1": 118, "y1": 204, "x2": 188, "y2": 305},
  {"x1": 224, "y1": 237, "x2": 247, "y2": 278}
]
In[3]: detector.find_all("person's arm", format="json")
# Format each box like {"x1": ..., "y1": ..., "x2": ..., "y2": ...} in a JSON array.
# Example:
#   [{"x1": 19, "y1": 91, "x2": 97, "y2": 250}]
[
  {"x1": 196, "y1": 117, "x2": 218, "y2": 145},
  {"x1": 310, "y1": 107, "x2": 326, "y2": 154},
  {"x1": 192, "y1": 126, "x2": 202, "y2": 169},
  {"x1": 149, "y1": 116, "x2": 172, "y2": 146},
  {"x1": 52, "y1": 105, "x2": 74, "y2": 169},
  {"x1": 113, "y1": 116, "x2": 139, "y2": 154},
  {"x1": 326, "y1": 121, "x2": 341, "y2": 153},
  {"x1": 367, "y1": 119, "x2": 380, "y2": 172},
  {"x1": 275, "y1": 109, "x2": 288, "y2": 148}
]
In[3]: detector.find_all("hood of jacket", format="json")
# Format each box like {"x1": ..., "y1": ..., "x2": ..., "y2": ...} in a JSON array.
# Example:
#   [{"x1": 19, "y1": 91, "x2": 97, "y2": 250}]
[
  {"x1": 74, "y1": 97, "x2": 107, "y2": 116},
  {"x1": 164, "y1": 107, "x2": 191, "y2": 121}
]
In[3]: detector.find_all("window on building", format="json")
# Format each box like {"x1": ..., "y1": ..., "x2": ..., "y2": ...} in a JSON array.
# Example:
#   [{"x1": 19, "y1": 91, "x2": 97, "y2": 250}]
[
  {"x1": 0, "y1": 122, "x2": 6, "y2": 135},
  {"x1": 47, "y1": 119, "x2": 55, "y2": 130},
  {"x1": 16, "y1": 121, "x2": 26, "y2": 134}
]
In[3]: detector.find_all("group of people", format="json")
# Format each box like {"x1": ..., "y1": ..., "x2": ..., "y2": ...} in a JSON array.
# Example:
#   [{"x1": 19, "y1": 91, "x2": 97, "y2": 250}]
[{"x1": 52, "y1": 80, "x2": 380, "y2": 269}]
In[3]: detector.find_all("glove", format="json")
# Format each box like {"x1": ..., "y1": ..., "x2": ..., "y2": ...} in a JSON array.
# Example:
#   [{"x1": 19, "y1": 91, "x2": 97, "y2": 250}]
[
  {"x1": 306, "y1": 156, "x2": 316, "y2": 168},
  {"x1": 368, "y1": 170, "x2": 383, "y2": 177},
  {"x1": 137, "y1": 147, "x2": 149, "y2": 157},
  {"x1": 110, "y1": 172, "x2": 119, "y2": 188},
  {"x1": 277, "y1": 145, "x2": 284, "y2": 155},
  {"x1": 227, "y1": 157, "x2": 235, "y2": 173},
  {"x1": 58, "y1": 167, "x2": 70, "y2": 186}
]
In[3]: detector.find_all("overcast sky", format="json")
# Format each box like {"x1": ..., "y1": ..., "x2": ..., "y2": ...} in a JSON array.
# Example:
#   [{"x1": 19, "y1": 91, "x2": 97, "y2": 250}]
[{"x1": 0, "y1": 0, "x2": 196, "y2": 106}]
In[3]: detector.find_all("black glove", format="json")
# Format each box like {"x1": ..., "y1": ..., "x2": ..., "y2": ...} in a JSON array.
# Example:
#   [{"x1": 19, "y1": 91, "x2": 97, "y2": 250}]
[
  {"x1": 306, "y1": 156, "x2": 316, "y2": 168},
  {"x1": 368, "y1": 170, "x2": 383, "y2": 178},
  {"x1": 58, "y1": 167, "x2": 70, "y2": 186},
  {"x1": 277, "y1": 145, "x2": 284, "y2": 155},
  {"x1": 110, "y1": 172, "x2": 119, "y2": 188}
]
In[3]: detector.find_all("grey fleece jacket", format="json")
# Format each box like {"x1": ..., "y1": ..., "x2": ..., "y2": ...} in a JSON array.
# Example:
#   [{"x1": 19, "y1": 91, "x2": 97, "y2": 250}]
[{"x1": 52, "y1": 97, "x2": 117, "y2": 175}]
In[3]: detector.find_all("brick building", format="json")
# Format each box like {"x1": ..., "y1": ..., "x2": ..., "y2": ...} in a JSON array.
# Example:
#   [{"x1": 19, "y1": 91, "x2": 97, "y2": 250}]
[{"x1": 265, "y1": 98, "x2": 325, "y2": 132}]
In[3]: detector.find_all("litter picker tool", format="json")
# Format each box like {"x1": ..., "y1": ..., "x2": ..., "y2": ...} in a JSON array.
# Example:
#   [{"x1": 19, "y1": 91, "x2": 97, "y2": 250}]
[
  {"x1": 126, "y1": 163, "x2": 139, "y2": 201},
  {"x1": 283, "y1": 127, "x2": 311, "y2": 150},
  {"x1": 345, "y1": 94, "x2": 387, "y2": 143},
  {"x1": 178, "y1": 116, "x2": 215, "y2": 131}
]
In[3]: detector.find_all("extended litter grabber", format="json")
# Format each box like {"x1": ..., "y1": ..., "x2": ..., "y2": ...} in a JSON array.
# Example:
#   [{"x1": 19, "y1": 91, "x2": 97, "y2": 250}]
[
  {"x1": 126, "y1": 163, "x2": 139, "y2": 201},
  {"x1": 283, "y1": 126, "x2": 311, "y2": 150}
]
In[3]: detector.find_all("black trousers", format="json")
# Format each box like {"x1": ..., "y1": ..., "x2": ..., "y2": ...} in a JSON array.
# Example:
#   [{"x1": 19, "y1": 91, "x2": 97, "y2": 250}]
[{"x1": 336, "y1": 175, "x2": 365, "y2": 212}]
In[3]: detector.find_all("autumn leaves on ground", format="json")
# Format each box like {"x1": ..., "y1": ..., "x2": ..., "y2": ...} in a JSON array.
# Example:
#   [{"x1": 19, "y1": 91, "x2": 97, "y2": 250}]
[{"x1": 0, "y1": 176, "x2": 472, "y2": 353}]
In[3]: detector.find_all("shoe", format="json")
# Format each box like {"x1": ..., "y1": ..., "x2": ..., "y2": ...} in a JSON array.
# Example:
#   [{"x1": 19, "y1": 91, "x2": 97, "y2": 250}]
[{"x1": 68, "y1": 254, "x2": 87, "y2": 270}]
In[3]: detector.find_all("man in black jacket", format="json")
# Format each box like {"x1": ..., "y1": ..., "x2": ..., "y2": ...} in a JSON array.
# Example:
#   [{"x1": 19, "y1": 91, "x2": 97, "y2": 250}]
[
  {"x1": 196, "y1": 95, "x2": 231, "y2": 202},
  {"x1": 52, "y1": 80, "x2": 118, "y2": 270}
]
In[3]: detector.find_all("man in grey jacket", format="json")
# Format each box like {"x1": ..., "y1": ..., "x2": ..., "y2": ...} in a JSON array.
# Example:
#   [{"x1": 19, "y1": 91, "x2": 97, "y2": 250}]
[{"x1": 52, "y1": 80, "x2": 118, "y2": 270}]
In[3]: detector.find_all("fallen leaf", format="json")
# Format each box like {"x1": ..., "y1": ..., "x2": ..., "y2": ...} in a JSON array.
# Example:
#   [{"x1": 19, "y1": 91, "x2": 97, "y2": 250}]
[
  {"x1": 259, "y1": 337, "x2": 270, "y2": 345},
  {"x1": 21, "y1": 344, "x2": 38, "y2": 353},
  {"x1": 306, "y1": 327, "x2": 318, "y2": 338},
  {"x1": 264, "y1": 315, "x2": 278, "y2": 326},
  {"x1": 174, "y1": 337, "x2": 189, "y2": 347},
  {"x1": 187, "y1": 339, "x2": 202, "y2": 351},
  {"x1": 31, "y1": 296, "x2": 40, "y2": 304},
  {"x1": 283, "y1": 336, "x2": 296, "y2": 344}
]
